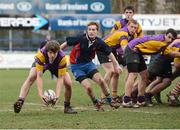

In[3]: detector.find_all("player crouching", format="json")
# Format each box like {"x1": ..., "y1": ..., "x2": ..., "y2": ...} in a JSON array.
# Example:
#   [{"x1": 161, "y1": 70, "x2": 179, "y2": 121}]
[{"x1": 14, "y1": 40, "x2": 77, "y2": 114}]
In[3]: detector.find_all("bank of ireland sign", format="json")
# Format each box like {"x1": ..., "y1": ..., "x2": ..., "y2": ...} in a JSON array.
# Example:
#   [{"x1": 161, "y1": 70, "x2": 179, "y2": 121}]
[
  {"x1": 90, "y1": 2, "x2": 105, "y2": 12},
  {"x1": 50, "y1": 14, "x2": 122, "y2": 30}
]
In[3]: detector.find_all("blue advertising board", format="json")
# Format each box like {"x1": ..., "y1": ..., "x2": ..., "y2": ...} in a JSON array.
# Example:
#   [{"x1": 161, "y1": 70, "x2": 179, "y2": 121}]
[
  {"x1": 41, "y1": 0, "x2": 111, "y2": 14},
  {"x1": 49, "y1": 14, "x2": 122, "y2": 30},
  {"x1": 0, "y1": 0, "x2": 111, "y2": 15},
  {"x1": 0, "y1": 0, "x2": 37, "y2": 15},
  {"x1": 0, "y1": 15, "x2": 49, "y2": 31},
  {"x1": 0, "y1": 14, "x2": 122, "y2": 31}
]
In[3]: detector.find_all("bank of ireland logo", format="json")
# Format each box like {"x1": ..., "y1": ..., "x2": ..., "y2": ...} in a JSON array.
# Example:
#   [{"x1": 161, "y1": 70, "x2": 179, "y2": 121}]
[
  {"x1": 90, "y1": 2, "x2": 105, "y2": 12},
  {"x1": 17, "y1": 1, "x2": 32, "y2": 12},
  {"x1": 102, "y1": 18, "x2": 115, "y2": 28}
]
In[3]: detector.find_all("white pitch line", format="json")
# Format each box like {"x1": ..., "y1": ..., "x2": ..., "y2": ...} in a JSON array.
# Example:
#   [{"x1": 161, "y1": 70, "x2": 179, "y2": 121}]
[
  {"x1": 0, "y1": 109, "x2": 13, "y2": 112},
  {"x1": 0, "y1": 102, "x2": 95, "y2": 112},
  {"x1": 131, "y1": 109, "x2": 164, "y2": 115},
  {"x1": 0, "y1": 102, "x2": 165, "y2": 114},
  {"x1": 25, "y1": 102, "x2": 91, "y2": 110},
  {"x1": 0, "y1": 108, "x2": 164, "y2": 114}
]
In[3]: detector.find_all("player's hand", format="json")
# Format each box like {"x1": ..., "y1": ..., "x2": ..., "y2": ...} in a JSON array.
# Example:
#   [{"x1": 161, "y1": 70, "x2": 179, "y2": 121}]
[
  {"x1": 51, "y1": 97, "x2": 59, "y2": 106},
  {"x1": 41, "y1": 95, "x2": 49, "y2": 106},
  {"x1": 114, "y1": 64, "x2": 123, "y2": 74}
]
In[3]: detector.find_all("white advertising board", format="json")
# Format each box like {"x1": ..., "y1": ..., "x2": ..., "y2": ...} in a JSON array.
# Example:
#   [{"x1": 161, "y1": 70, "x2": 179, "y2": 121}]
[
  {"x1": 134, "y1": 14, "x2": 180, "y2": 31},
  {"x1": 0, "y1": 52, "x2": 35, "y2": 69},
  {"x1": 0, "y1": 52, "x2": 150, "y2": 69},
  {"x1": 0, "y1": 52, "x2": 100, "y2": 69}
]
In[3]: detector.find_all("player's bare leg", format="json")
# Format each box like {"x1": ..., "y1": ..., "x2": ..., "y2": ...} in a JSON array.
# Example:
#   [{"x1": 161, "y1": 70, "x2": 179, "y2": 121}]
[
  {"x1": 136, "y1": 69, "x2": 148, "y2": 106},
  {"x1": 92, "y1": 72, "x2": 120, "y2": 109},
  {"x1": 14, "y1": 67, "x2": 37, "y2": 113},
  {"x1": 81, "y1": 78, "x2": 104, "y2": 111},
  {"x1": 63, "y1": 72, "x2": 77, "y2": 114},
  {"x1": 100, "y1": 62, "x2": 121, "y2": 104}
]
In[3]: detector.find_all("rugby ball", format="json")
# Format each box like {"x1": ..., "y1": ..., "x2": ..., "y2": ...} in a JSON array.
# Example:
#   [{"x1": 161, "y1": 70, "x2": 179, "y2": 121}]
[{"x1": 44, "y1": 89, "x2": 56, "y2": 103}]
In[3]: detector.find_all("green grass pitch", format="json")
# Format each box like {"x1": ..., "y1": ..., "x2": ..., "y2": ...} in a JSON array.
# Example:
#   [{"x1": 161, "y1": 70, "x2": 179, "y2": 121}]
[{"x1": 0, "y1": 68, "x2": 180, "y2": 129}]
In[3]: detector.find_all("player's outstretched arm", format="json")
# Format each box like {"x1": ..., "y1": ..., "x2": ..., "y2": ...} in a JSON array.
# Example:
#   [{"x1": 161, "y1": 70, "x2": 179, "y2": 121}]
[
  {"x1": 169, "y1": 39, "x2": 180, "y2": 47},
  {"x1": 50, "y1": 77, "x2": 64, "y2": 106},
  {"x1": 55, "y1": 76, "x2": 64, "y2": 99},
  {"x1": 169, "y1": 51, "x2": 180, "y2": 58},
  {"x1": 36, "y1": 70, "x2": 48, "y2": 105}
]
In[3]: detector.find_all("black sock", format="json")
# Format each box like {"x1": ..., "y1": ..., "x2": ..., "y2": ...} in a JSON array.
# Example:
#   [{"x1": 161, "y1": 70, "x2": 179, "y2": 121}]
[
  {"x1": 145, "y1": 93, "x2": 153, "y2": 99},
  {"x1": 64, "y1": 101, "x2": 70, "y2": 108},
  {"x1": 137, "y1": 96, "x2": 145, "y2": 103},
  {"x1": 18, "y1": 98, "x2": 24, "y2": 105},
  {"x1": 92, "y1": 98, "x2": 98, "y2": 104},
  {"x1": 123, "y1": 96, "x2": 131, "y2": 103},
  {"x1": 105, "y1": 94, "x2": 112, "y2": 103}
]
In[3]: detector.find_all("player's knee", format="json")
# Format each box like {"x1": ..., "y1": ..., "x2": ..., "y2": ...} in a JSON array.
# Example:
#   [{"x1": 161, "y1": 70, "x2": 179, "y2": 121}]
[
  {"x1": 64, "y1": 80, "x2": 72, "y2": 88},
  {"x1": 98, "y1": 78, "x2": 106, "y2": 86},
  {"x1": 164, "y1": 79, "x2": 172, "y2": 86},
  {"x1": 129, "y1": 73, "x2": 138, "y2": 80},
  {"x1": 27, "y1": 75, "x2": 36, "y2": 83},
  {"x1": 107, "y1": 70, "x2": 114, "y2": 77},
  {"x1": 112, "y1": 71, "x2": 120, "y2": 78}
]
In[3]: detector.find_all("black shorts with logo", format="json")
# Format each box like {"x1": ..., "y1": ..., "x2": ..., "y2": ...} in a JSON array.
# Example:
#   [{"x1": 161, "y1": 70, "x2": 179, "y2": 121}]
[
  {"x1": 31, "y1": 62, "x2": 58, "y2": 77},
  {"x1": 96, "y1": 51, "x2": 110, "y2": 64},
  {"x1": 148, "y1": 54, "x2": 172, "y2": 81},
  {"x1": 96, "y1": 50, "x2": 126, "y2": 66},
  {"x1": 124, "y1": 46, "x2": 147, "y2": 72}
]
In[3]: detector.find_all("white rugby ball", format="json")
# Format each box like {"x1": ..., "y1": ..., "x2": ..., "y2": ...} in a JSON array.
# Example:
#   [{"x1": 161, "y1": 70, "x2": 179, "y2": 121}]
[{"x1": 44, "y1": 89, "x2": 56, "y2": 102}]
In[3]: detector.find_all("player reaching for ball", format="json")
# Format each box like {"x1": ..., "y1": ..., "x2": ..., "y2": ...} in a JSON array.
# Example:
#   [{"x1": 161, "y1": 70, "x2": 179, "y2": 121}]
[{"x1": 13, "y1": 40, "x2": 77, "y2": 114}]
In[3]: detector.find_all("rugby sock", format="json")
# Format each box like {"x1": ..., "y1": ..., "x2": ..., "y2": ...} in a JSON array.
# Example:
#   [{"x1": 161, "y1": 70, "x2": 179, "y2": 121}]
[
  {"x1": 131, "y1": 90, "x2": 138, "y2": 103},
  {"x1": 112, "y1": 91, "x2": 118, "y2": 98},
  {"x1": 64, "y1": 101, "x2": 70, "y2": 107},
  {"x1": 105, "y1": 94, "x2": 112, "y2": 103},
  {"x1": 137, "y1": 96, "x2": 145, "y2": 103},
  {"x1": 18, "y1": 97, "x2": 24, "y2": 104},
  {"x1": 171, "y1": 81, "x2": 180, "y2": 96},
  {"x1": 123, "y1": 96, "x2": 131, "y2": 103},
  {"x1": 91, "y1": 96, "x2": 98, "y2": 104},
  {"x1": 145, "y1": 93, "x2": 153, "y2": 99}
]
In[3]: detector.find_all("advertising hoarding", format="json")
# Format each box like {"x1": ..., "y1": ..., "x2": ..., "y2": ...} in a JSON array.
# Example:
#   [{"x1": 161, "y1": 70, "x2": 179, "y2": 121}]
[{"x1": 0, "y1": 0, "x2": 111, "y2": 15}]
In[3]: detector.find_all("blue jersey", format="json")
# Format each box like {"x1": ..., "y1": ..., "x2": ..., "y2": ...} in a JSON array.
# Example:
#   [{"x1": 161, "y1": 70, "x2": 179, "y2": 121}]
[{"x1": 66, "y1": 34, "x2": 112, "y2": 64}]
